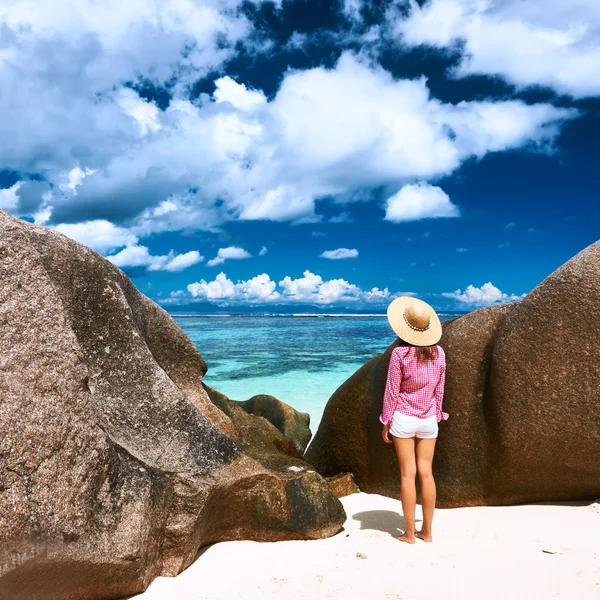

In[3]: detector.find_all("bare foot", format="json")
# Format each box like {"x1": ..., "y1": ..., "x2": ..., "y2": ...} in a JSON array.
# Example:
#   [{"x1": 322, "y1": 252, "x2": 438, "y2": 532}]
[
  {"x1": 398, "y1": 532, "x2": 416, "y2": 544},
  {"x1": 415, "y1": 530, "x2": 433, "y2": 543}
]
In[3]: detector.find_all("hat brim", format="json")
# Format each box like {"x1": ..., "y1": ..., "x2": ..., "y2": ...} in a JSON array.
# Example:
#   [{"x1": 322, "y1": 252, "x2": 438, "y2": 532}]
[{"x1": 387, "y1": 296, "x2": 442, "y2": 347}]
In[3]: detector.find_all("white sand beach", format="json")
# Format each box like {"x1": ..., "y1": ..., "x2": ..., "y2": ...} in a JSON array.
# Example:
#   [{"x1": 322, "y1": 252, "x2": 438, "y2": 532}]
[{"x1": 133, "y1": 492, "x2": 600, "y2": 600}]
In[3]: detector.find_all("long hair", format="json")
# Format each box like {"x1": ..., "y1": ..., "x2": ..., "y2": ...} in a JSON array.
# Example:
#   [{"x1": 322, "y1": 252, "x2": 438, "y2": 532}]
[
  {"x1": 399, "y1": 340, "x2": 439, "y2": 362},
  {"x1": 414, "y1": 345, "x2": 439, "y2": 362}
]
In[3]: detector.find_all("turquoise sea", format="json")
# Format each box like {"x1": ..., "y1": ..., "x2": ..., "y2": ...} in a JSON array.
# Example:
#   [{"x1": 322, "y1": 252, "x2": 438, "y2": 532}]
[{"x1": 174, "y1": 314, "x2": 462, "y2": 436}]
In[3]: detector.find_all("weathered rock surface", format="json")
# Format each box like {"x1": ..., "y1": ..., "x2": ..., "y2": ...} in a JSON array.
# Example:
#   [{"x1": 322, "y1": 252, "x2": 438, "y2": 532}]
[
  {"x1": 326, "y1": 473, "x2": 358, "y2": 498},
  {"x1": 0, "y1": 210, "x2": 345, "y2": 600},
  {"x1": 234, "y1": 394, "x2": 312, "y2": 454},
  {"x1": 306, "y1": 242, "x2": 600, "y2": 507}
]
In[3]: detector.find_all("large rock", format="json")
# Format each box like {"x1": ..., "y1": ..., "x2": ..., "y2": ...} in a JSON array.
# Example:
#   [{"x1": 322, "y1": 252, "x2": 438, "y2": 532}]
[
  {"x1": 234, "y1": 394, "x2": 312, "y2": 454},
  {"x1": 306, "y1": 243, "x2": 600, "y2": 507},
  {"x1": 0, "y1": 210, "x2": 345, "y2": 600}
]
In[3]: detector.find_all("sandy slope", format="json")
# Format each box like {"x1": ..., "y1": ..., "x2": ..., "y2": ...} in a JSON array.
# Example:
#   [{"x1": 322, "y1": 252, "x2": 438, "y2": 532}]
[{"x1": 132, "y1": 493, "x2": 600, "y2": 600}]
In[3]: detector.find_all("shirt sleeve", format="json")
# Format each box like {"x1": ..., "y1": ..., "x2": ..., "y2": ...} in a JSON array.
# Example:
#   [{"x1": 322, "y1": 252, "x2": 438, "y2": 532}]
[
  {"x1": 380, "y1": 347, "x2": 403, "y2": 425},
  {"x1": 434, "y1": 362, "x2": 449, "y2": 423}
]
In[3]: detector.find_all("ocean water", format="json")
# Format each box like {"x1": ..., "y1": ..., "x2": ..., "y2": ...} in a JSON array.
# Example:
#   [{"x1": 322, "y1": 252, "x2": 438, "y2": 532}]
[{"x1": 174, "y1": 314, "x2": 462, "y2": 436}]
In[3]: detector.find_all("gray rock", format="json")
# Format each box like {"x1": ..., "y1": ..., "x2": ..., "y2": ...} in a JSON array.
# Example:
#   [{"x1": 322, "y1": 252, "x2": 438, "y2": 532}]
[
  {"x1": 234, "y1": 394, "x2": 312, "y2": 454},
  {"x1": 306, "y1": 242, "x2": 600, "y2": 507},
  {"x1": 0, "y1": 209, "x2": 345, "y2": 600}
]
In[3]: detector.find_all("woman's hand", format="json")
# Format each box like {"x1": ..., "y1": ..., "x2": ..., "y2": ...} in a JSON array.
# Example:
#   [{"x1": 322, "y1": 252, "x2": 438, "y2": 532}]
[{"x1": 382, "y1": 422, "x2": 392, "y2": 444}]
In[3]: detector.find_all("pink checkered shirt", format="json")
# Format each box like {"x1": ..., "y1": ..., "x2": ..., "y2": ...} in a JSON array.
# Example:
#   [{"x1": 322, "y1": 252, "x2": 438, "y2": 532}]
[{"x1": 380, "y1": 345, "x2": 449, "y2": 425}]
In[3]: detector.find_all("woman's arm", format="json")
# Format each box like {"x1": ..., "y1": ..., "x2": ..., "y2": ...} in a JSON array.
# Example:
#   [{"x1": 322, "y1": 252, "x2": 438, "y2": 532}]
[
  {"x1": 380, "y1": 347, "x2": 403, "y2": 425},
  {"x1": 434, "y1": 363, "x2": 449, "y2": 422}
]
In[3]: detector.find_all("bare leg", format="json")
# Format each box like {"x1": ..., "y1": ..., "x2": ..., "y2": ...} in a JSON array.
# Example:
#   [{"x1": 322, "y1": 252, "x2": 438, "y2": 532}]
[
  {"x1": 415, "y1": 437, "x2": 437, "y2": 542},
  {"x1": 392, "y1": 436, "x2": 416, "y2": 544}
]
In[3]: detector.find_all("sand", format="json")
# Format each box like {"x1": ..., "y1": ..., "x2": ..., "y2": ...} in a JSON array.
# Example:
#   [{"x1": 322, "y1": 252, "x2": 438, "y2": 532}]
[{"x1": 133, "y1": 493, "x2": 600, "y2": 600}]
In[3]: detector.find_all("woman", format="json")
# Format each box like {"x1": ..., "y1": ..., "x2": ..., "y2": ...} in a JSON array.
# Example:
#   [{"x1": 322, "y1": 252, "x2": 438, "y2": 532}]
[{"x1": 380, "y1": 296, "x2": 448, "y2": 544}]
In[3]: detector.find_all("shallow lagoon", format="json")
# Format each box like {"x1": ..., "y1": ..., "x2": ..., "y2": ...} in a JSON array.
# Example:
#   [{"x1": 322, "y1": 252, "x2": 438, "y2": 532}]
[{"x1": 174, "y1": 314, "x2": 461, "y2": 436}]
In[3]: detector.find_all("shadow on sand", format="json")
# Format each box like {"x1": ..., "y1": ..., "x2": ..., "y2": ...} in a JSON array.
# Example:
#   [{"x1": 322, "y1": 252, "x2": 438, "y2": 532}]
[{"x1": 352, "y1": 510, "x2": 422, "y2": 538}]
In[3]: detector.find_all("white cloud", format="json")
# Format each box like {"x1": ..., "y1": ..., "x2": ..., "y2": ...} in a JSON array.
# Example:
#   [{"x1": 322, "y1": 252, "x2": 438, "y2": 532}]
[
  {"x1": 237, "y1": 273, "x2": 280, "y2": 302},
  {"x1": 320, "y1": 248, "x2": 359, "y2": 260},
  {"x1": 385, "y1": 183, "x2": 459, "y2": 223},
  {"x1": 391, "y1": 0, "x2": 600, "y2": 98},
  {"x1": 118, "y1": 89, "x2": 162, "y2": 136},
  {"x1": 279, "y1": 271, "x2": 325, "y2": 302},
  {"x1": 108, "y1": 245, "x2": 203, "y2": 272},
  {"x1": 188, "y1": 272, "x2": 236, "y2": 300},
  {"x1": 342, "y1": 0, "x2": 364, "y2": 22},
  {"x1": 259, "y1": 246, "x2": 268, "y2": 256},
  {"x1": 214, "y1": 77, "x2": 267, "y2": 111},
  {"x1": 207, "y1": 246, "x2": 252, "y2": 267},
  {"x1": 285, "y1": 32, "x2": 309, "y2": 51},
  {"x1": 152, "y1": 200, "x2": 178, "y2": 217},
  {"x1": 0, "y1": 183, "x2": 21, "y2": 211},
  {"x1": 278, "y1": 270, "x2": 395, "y2": 305},
  {"x1": 182, "y1": 269, "x2": 401, "y2": 306},
  {"x1": 456, "y1": 247, "x2": 468, "y2": 252},
  {"x1": 187, "y1": 272, "x2": 280, "y2": 303},
  {"x1": 0, "y1": 0, "x2": 261, "y2": 175},
  {"x1": 0, "y1": 27, "x2": 577, "y2": 236},
  {"x1": 443, "y1": 281, "x2": 525, "y2": 306},
  {"x1": 66, "y1": 167, "x2": 96, "y2": 192},
  {"x1": 54, "y1": 220, "x2": 138, "y2": 254},
  {"x1": 504, "y1": 222, "x2": 516, "y2": 230},
  {"x1": 0, "y1": 1, "x2": 260, "y2": 91},
  {"x1": 163, "y1": 251, "x2": 204, "y2": 272}
]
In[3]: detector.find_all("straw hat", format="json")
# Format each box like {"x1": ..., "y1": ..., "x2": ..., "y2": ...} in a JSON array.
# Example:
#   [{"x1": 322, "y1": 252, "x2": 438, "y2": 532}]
[{"x1": 387, "y1": 296, "x2": 442, "y2": 347}]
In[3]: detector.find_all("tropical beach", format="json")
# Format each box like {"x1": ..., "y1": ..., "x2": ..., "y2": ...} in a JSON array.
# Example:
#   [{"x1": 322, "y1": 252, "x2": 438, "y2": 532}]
[
  {"x1": 2, "y1": 1, "x2": 600, "y2": 599},
  {"x1": 133, "y1": 493, "x2": 600, "y2": 600},
  {"x1": 2, "y1": 208, "x2": 600, "y2": 600}
]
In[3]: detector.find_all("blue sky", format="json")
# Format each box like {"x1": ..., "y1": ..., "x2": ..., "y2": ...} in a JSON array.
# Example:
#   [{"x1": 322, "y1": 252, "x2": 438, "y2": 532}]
[{"x1": 1, "y1": 0, "x2": 598, "y2": 312}]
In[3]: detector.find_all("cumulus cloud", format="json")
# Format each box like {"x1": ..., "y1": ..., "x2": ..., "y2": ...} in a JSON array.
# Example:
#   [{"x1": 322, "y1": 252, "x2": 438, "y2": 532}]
[
  {"x1": 259, "y1": 246, "x2": 268, "y2": 256},
  {"x1": 320, "y1": 248, "x2": 359, "y2": 259},
  {"x1": 207, "y1": 246, "x2": 252, "y2": 267},
  {"x1": 0, "y1": 0, "x2": 261, "y2": 173},
  {"x1": 182, "y1": 269, "x2": 400, "y2": 306},
  {"x1": 0, "y1": 183, "x2": 21, "y2": 211},
  {"x1": 108, "y1": 245, "x2": 203, "y2": 272},
  {"x1": 443, "y1": 282, "x2": 525, "y2": 306},
  {"x1": 391, "y1": 0, "x2": 600, "y2": 98},
  {"x1": 0, "y1": 0, "x2": 262, "y2": 92},
  {"x1": 54, "y1": 220, "x2": 139, "y2": 254},
  {"x1": 385, "y1": 182, "x2": 459, "y2": 222},
  {"x1": 0, "y1": 20, "x2": 577, "y2": 238},
  {"x1": 163, "y1": 251, "x2": 204, "y2": 272},
  {"x1": 188, "y1": 272, "x2": 279, "y2": 303},
  {"x1": 213, "y1": 77, "x2": 267, "y2": 111}
]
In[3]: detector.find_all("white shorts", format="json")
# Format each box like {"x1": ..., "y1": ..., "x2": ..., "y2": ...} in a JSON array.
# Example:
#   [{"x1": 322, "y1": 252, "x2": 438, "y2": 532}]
[{"x1": 389, "y1": 411, "x2": 438, "y2": 439}]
